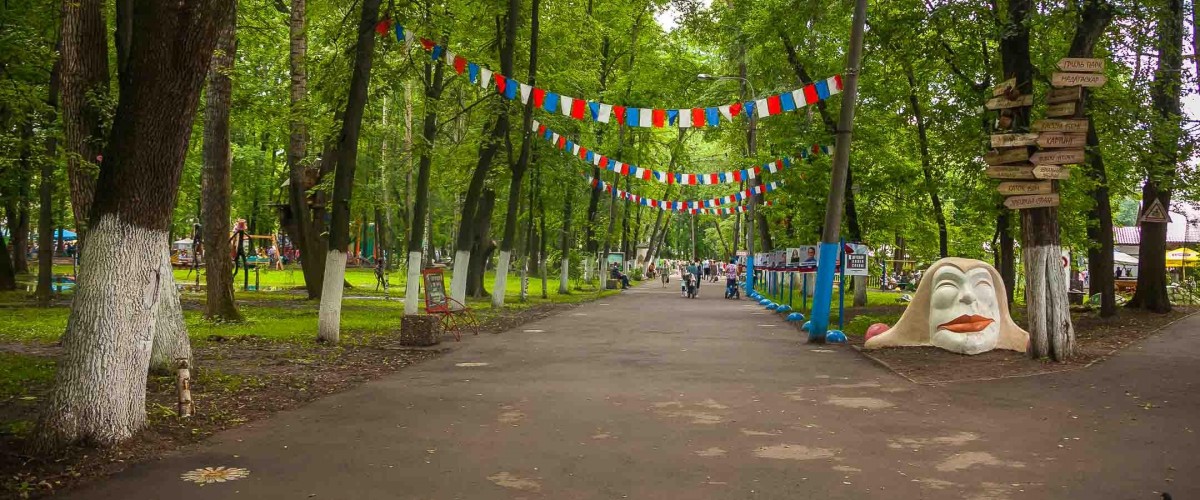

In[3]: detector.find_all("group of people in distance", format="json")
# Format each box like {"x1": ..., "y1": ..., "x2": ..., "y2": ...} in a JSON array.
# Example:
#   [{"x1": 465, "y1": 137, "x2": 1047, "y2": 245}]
[{"x1": 676, "y1": 258, "x2": 741, "y2": 298}]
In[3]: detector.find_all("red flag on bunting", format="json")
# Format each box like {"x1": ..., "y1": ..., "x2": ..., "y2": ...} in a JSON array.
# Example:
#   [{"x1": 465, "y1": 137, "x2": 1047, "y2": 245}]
[
  {"x1": 570, "y1": 99, "x2": 587, "y2": 120},
  {"x1": 691, "y1": 108, "x2": 706, "y2": 127},
  {"x1": 803, "y1": 84, "x2": 819, "y2": 105},
  {"x1": 532, "y1": 88, "x2": 546, "y2": 107},
  {"x1": 767, "y1": 95, "x2": 782, "y2": 115},
  {"x1": 613, "y1": 106, "x2": 626, "y2": 125},
  {"x1": 375, "y1": 18, "x2": 392, "y2": 35},
  {"x1": 730, "y1": 102, "x2": 742, "y2": 117},
  {"x1": 495, "y1": 74, "x2": 507, "y2": 94},
  {"x1": 652, "y1": 109, "x2": 666, "y2": 128},
  {"x1": 420, "y1": 38, "x2": 434, "y2": 50}
]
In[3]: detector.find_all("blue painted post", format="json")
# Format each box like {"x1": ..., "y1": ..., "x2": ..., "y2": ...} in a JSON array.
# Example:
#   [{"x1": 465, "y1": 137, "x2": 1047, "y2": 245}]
[
  {"x1": 809, "y1": 242, "x2": 840, "y2": 342},
  {"x1": 838, "y1": 239, "x2": 846, "y2": 332},
  {"x1": 788, "y1": 272, "x2": 794, "y2": 310},
  {"x1": 802, "y1": 273, "x2": 808, "y2": 312},
  {"x1": 745, "y1": 254, "x2": 755, "y2": 296}
]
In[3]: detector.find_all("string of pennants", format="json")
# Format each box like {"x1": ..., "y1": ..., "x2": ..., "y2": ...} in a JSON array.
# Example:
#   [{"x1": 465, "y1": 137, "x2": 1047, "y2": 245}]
[
  {"x1": 380, "y1": 21, "x2": 844, "y2": 128},
  {"x1": 584, "y1": 174, "x2": 781, "y2": 213},
  {"x1": 533, "y1": 120, "x2": 830, "y2": 185}
]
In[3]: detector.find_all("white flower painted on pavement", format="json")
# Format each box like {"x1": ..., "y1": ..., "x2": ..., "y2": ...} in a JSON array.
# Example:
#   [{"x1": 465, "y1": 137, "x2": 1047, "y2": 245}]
[{"x1": 181, "y1": 466, "x2": 250, "y2": 485}]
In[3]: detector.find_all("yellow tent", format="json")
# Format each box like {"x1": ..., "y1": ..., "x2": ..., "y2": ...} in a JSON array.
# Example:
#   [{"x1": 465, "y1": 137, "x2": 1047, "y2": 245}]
[{"x1": 1166, "y1": 248, "x2": 1200, "y2": 268}]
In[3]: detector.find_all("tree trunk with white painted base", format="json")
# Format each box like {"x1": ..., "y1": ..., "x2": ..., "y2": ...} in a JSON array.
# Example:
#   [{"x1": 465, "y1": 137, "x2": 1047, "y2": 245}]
[
  {"x1": 34, "y1": 0, "x2": 231, "y2": 451},
  {"x1": 37, "y1": 216, "x2": 165, "y2": 448},
  {"x1": 317, "y1": 250, "x2": 348, "y2": 342},
  {"x1": 150, "y1": 247, "x2": 191, "y2": 375},
  {"x1": 404, "y1": 250, "x2": 422, "y2": 314},
  {"x1": 1022, "y1": 239, "x2": 1074, "y2": 360},
  {"x1": 314, "y1": 0, "x2": 381, "y2": 343},
  {"x1": 493, "y1": 250, "x2": 512, "y2": 307}
]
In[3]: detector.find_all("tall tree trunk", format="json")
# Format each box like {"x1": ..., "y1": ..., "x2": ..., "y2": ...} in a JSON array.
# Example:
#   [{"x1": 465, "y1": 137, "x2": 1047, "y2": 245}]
[
  {"x1": 0, "y1": 224, "x2": 13, "y2": 290},
  {"x1": 36, "y1": 52, "x2": 62, "y2": 304},
  {"x1": 317, "y1": 0, "x2": 381, "y2": 344},
  {"x1": 466, "y1": 189, "x2": 496, "y2": 297},
  {"x1": 493, "y1": 0, "x2": 538, "y2": 307},
  {"x1": 35, "y1": 0, "x2": 231, "y2": 451},
  {"x1": 903, "y1": 64, "x2": 949, "y2": 258},
  {"x1": 451, "y1": 8, "x2": 519, "y2": 306},
  {"x1": 402, "y1": 81, "x2": 414, "y2": 268},
  {"x1": 283, "y1": 0, "x2": 325, "y2": 299},
  {"x1": 1002, "y1": 0, "x2": 1074, "y2": 360},
  {"x1": 1069, "y1": 0, "x2": 1117, "y2": 317},
  {"x1": 8, "y1": 121, "x2": 34, "y2": 275},
  {"x1": 1129, "y1": 0, "x2": 1183, "y2": 313},
  {"x1": 379, "y1": 96, "x2": 393, "y2": 267},
  {"x1": 404, "y1": 46, "x2": 447, "y2": 314},
  {"x1": 201, "y1": 8, "x2": 242, "y2": 322},
  {"x1": 59, "y1": 0, "x2": 110, "y2": 244},
  {"x1": 558, "y1": 182, "x2": 574, "y2": 294}
]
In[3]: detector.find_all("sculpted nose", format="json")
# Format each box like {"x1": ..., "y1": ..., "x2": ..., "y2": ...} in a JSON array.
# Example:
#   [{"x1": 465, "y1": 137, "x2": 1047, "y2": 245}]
[{"x1": 960, "y1": 290, "x2": 977, "y2": 305}]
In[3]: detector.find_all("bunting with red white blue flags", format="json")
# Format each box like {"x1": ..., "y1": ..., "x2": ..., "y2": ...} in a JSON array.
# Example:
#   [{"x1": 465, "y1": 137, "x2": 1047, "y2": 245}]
[
  {"x1": 533, "y1": 120, "x2": 827, "y2": 185},
  {"x1": 583, "y1": 174, "x2": 782, "y2": 213},
  {"x1": 385, "y1": 24, "x2": 843, "y2": 129}
]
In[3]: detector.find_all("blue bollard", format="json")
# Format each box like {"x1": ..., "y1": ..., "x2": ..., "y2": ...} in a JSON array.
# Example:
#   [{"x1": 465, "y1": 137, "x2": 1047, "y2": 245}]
[
  {"x1": 802, "y1": 320, "x2": 812, "y2": 331},
  {"x1": 826, "y1": 330, "x2": 847, "y2": 343},
  {"x1": 776, "y1": 305, "x2": 792, "y2": 313},
  {"x1": 767, "y1": 304, "x2": 778, "y2": 311},
  {"x1": 786, "y1": 312, "x2": 805, "y2": 322}
]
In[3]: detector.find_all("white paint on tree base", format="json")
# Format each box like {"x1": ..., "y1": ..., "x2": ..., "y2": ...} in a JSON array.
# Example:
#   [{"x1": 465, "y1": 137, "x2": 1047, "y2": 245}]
[
  {"x1": 404, "y1": 251, "x2": 422, "y2": 314},
  {"x1": 492, "y1": 250, "x2": 511, "y2": 308},
  {"x1": 150, "y1": 245, "x2": 191, "y2": 373},
  {"x1": 317, "y1": 250, "x2": 348, "y2": 343},
  {"x1": 558, "y1": 257, "x2": 569, "y2": 294},
  {"x1": 36, "y1": 214, "x2": 164, "y2": 447},
  {"x1": 1023, "y1": 244, "x2": 1075, "y2": 359},
  {"x1": 449, "y1": 250, "x2": 470, "y2": 309}
]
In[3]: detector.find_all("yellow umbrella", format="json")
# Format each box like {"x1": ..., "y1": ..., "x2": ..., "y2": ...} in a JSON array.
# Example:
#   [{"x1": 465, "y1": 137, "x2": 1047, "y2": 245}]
[{"x1": 1166, "y1": 248, "x2": 1200, "y2": 268}]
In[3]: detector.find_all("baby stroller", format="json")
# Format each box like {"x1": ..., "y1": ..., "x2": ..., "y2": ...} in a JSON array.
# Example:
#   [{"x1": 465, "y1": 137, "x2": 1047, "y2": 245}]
[
  {"x1": 724, "y1": 278, "x2": 740, "y2": 299},
  {"x1": 682, "y1": 272, "x2": 697, "y2": 299}
]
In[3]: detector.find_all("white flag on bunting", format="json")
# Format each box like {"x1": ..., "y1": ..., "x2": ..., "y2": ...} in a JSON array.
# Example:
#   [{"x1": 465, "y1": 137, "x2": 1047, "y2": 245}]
[
  {"x1": 755, "y1": 98, "x2": 770, "y2": 118},
  {"x1": 519, "y1": 84, "x2": 532, "y2": 104},
  {"x1": 479, "y1": 68, "x2": 492, "y2": 90},
  {"x1": 677, "y1": 109, "x2": 692, "y2": 128},
  {"x1": 560, "y1": 95, "x2": 574, "y2": 116},
  {"x1": 597, "y1": 103, "x2": 612, "y2": 123},
  {"x1": 718, "y1": 105, "x2": 733, "y2": 122}
]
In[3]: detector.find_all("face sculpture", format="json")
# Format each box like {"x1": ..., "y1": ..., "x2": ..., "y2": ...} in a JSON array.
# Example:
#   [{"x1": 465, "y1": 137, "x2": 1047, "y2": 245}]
[{"x1": 864, "y1": 258, "x2": 1028, "y2": 355}]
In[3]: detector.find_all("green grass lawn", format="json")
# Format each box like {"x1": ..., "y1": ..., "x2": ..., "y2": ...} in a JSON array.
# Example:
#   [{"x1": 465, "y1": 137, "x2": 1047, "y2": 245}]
[{"x1": 1, "y1": 268, "x2": 616, "y2": 346}]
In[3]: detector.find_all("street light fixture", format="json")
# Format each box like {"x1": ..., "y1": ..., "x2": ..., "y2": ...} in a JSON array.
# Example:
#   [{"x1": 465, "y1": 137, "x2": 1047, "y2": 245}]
[{"x1": 697, "y1": 73, "x2": 758, "y2": 296}]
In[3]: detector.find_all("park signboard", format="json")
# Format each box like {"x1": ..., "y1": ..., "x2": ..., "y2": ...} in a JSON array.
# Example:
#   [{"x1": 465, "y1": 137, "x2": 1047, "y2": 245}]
[
  {"x1": 1051, "y1": 72, "x2": 1107, "y2": 87},
  {"x1": 1057, "y1": 57, "x2": 1104, "y2": 72},
  {"x1": 1032, "y1": 165, "x2": 1071, "y2": 180},
  {"x1": 985, "y1": 165, "x2": 1037, "y2": 179},
  {"x1": 985, "y1": 94, "x2": 1034, "y2": 110},
  {"x1": 423, "y1": 268, "x2": 449, "y2": 314},
  {"x1": 1032, "y1": 119, "x2": 1089, "y2": 133},
  {"x1": 997, "y1": 181, "x2": 1053, "y2": 195},
  {"x1": 1037, "y1": 132, "x2": 1086, "y2": 148},
  {"x1": 1045, "y1": 101, "x2": 1076, "y2": 117},
  {"x1": 1003, "y1": 193, "x2": 1061, "y2": 210},
  {"x1": 990, "y1": 133, "x2": 1039, "y2": 148},
  {"x1": 1030, "y1": 149, "x2": 1084, "y2": 165},
  {"x1": 984, "y1": 148, "x2": 1030, "y2": 165}
]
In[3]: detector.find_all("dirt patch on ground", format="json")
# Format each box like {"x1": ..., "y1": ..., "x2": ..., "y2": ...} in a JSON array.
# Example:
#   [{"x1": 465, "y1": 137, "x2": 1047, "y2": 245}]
[
  {"x1": 855, "y1": 307, "x2": 1197, "y2": 384},
  {"x1": 0, "y1": 301, "x2": 582, "y2": 499}
]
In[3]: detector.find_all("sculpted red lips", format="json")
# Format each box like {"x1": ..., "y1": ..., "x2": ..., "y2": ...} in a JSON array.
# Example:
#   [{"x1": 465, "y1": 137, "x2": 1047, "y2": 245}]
[{"x1": 938, "y1": 314, "x2": 994, "y2": 333}]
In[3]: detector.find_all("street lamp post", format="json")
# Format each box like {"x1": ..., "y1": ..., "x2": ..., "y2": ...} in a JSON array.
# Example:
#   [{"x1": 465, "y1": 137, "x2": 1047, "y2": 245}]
[{"x1": 698, "y1": 73, "x2": 757, "y2": 295}]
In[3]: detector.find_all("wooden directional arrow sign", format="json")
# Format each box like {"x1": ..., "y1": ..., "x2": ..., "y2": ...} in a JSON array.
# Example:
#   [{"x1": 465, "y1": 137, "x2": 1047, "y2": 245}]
[
  {"x1": 984, "y1": 148, "x2": 1030, "y2": 165},
  {"x1": 1031, "y1": 149, "x2": 1084, "y2": 165},
  {"x1": 1052, "y1": 72, "x2": 1108, "y2": 88},
  {"x1": 991, "y1": 133, "x2": 1039, "y2": 148},
  {"x1": 985, "y1": 94, "x2": 1034, "y2": 110},
  {"x1": 1037, "y1": 132, "x2": 1087, "y2": 148},
  {"x1": 992, "y1": 77, "x2": 1016, "y2": 97},
  {"x1": 1046, "y1": 101, "x2": 1076, "y2": 117},
  {"x1": 1047, "y1": 86, "x2": 1082, "y2": 104},
  {"x1": 997, "y1": 181, "x2": 1053, "y2": 195},
  {"x1": 1004, "y1": 193, "x2": 1061, "y2": 210},
  {"x1": 1033, "y1": 165, "x2": 1071, "y2": 180},
  {"x1": 1057, "y1": 58, "x2": 1104, "y2": 72},
  {"x1": 985, "y1": 165, "x2": 1037, "y2": 179},
  {"x1": 1033, "y1": 119, "x2": 1089, "y2": 133}
]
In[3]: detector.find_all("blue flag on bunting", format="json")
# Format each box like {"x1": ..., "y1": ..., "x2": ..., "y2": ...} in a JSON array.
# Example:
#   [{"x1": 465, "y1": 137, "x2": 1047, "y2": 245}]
[
  {"x1": 779, "y1": 92, "x2": 797, "y2": 112},
  {"x1": 589, "y1": 101, "x2": 601, "y2": 120},
  {"x1": 815, "y1": 80, "x2": 830, "y2": 99},
  {"x1": 705, "y1": 107, "x2": 719, "y2": 126},
  {"x1": 544, "y1": 92, "x2": 559, "y2": 113}
]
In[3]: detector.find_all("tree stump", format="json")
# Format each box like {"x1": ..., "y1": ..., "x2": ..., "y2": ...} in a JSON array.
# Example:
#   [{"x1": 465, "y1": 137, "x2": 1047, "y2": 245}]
[{"x1": 400, "y1": 315, "x2": 441, "y2": 346}]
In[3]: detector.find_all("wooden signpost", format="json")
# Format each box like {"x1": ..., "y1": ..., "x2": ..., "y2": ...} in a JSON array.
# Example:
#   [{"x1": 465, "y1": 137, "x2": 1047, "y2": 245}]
[
  {"x1": 991, "y1": 133, "x2": 1039, "y2": 147},
  {"x1": 1030, "y1": 149, "x2": 1084, "y2": 165},
  {"x1": 986, "y1": 165, "x2": 1037, "y2": 179},
  {"x1": 987, "y1": 57, "x2": 1104, "y2": 214},
  {"x1": 1057, "y1": 57, "x2": 1104, "y2": 72},
  {"x1": 1045, "y1": 101, "x2": 1076, "y2": 117},
  {"x1": 1032, "y1": 165, "x2": 1071, "y2": 180},
  {"x1": 1046, "y1": 87, "x2": 1082, "y2": 104},
  {"x1": 984, "y1": 148, "x2": 1030, "y2": 165},
  {"x1": 1037, "y1": 132, "x2": 1086, "y2": 149},
  {"x1": 986, "y1": 94, "x2": 1034, "y2": 110},
  {"x1": 1004, "y1": 193, "x2": 1061, "y2": 210},
  {"x1": 992, "y1": 77, "x2": 1016, "y2": 97},
  {"x1": 1032, "y1": 119, "x2": 1089, "y2": 133},
  {"x1": 997, "y1": 181, "x2": 1053, "y2": 195},
  {"x1": 1051, "y1": 72, "x2": 1107, "y2": 87}
]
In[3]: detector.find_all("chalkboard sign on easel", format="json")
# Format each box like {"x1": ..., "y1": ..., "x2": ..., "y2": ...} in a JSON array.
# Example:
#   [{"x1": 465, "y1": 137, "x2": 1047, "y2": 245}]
[{"x1": 423, "y1": 268, "x2": 448, "y2": 313}]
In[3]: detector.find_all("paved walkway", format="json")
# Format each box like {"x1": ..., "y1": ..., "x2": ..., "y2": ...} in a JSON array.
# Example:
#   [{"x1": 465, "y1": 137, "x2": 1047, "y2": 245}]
[{"x1": 70, "y1": 276, "x2": 1199, "y2": 499}]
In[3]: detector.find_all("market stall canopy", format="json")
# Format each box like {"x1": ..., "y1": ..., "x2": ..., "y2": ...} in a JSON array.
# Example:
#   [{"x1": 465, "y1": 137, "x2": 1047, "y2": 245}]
[
  {"x1": 1113, "y1": 250, "x2": 1138, "y2": 265},
  {"x1": 1166, "y1": 248, "x2": 1200, "y2": 268}
]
